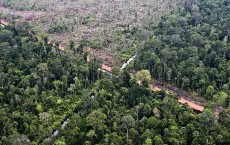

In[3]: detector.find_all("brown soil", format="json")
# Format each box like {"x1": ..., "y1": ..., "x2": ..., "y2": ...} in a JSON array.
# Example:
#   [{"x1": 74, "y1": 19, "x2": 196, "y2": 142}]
[
  {"x1": 151, "y1": 80, "x2": 226, "y2": 117},
  {"x1": 154, "y1": 80, "x2": 205, "y2": 105},
  {"x1": 178, "y1": 98, "x2": 204, "y2": 112},
  {"x1": 150, "y1": 81, "x2": 206, "y2": 112}
]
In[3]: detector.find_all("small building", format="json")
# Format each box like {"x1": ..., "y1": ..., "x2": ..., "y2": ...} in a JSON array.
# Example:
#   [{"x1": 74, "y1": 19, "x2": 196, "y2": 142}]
[
  {"x1": 179, "y1": 98, "x2": 204, "y2": 112},
  {"x1": 0, "y1": 20, "x2": 9, "y2": 27}
]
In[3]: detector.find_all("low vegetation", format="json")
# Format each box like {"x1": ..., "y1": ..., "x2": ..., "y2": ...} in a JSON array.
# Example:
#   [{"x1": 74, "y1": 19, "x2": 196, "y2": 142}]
[{"x1": 1, "y1": 0, "x2": 181, "y2": 65}]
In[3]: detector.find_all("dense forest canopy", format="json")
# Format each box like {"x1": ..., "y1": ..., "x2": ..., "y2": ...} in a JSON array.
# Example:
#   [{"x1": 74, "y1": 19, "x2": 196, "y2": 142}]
[
  {"x1": 135, "y1": 0, "x2": 230, "y2": 97},
  {"x1": 0, "y1": 23, "x2": 103, "y2": 144},
  {"x1": 0, "y1": 0, "x2": 230, "y2": 145}
]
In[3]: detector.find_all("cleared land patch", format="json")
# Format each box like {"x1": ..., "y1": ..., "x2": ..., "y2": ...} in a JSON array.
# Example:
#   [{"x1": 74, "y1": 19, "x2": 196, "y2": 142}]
[{"x1": 0, "y1": 0, "x2": 181, "y2": 68}]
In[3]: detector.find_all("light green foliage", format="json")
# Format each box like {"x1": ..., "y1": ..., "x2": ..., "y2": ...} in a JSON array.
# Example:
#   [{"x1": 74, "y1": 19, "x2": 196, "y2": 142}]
[
  {"x1": 36, "y1": 104, "x2": 43, "y2": 113},
  {"x1": 206, "y1": 85, "x2": 215, "y2": 99},
  {"x1": 153, "y1": 135, "x2": 164, "y2": 145},
  {"x1": 213, "y1": 91, "x2": 228, "y2": 106},
  {"x1": 54, "y1": 140, "x2": 66, "y2": 145},
  {"x1": 143, "y1": 137, "x2": 152, "y2": 145},
  {"x1": 136, "y1": 70, "x2": 151, "y2": 85}
]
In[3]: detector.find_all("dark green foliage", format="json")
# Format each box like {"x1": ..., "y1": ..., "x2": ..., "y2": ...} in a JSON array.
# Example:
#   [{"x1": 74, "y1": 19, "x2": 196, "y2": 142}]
[
  {"x1": 134, "y1": 0, "x2": 230, "y2": 97},
  {"x1": 0, "y1": 25, "x2": 101, "y2": 144}
]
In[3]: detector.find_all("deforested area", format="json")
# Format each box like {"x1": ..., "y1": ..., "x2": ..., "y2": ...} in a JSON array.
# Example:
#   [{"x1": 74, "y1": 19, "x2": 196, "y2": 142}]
[{"x1": 1, "y1": 0, "x2": 181, "y2": 66}]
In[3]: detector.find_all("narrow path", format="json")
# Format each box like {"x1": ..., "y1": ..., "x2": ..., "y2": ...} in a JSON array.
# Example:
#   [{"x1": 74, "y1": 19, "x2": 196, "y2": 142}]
[
  {"x1": 101, "y1": 53, "x2": 206, "y2": 113},
  {"x1": 178, "y1": 98, "x2": 204, "y2": 112},
  {"x1": 99, "y1": 53, "x2": 137, "y2": 76},
  {"x1": 151, "y1": 80, "x2": 205, "y2": 112},
  {"x1": 151, "y1": 82, "x2": 225, "y2": 117},
  {"x1": 154, "y1": 80, "x2": 204, "y2": 105}
]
